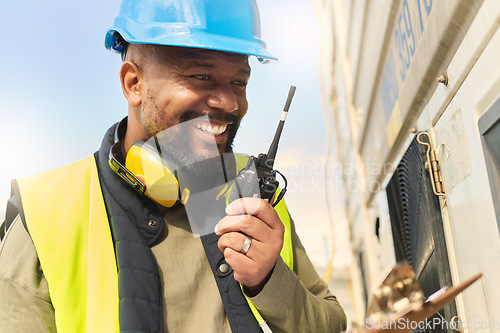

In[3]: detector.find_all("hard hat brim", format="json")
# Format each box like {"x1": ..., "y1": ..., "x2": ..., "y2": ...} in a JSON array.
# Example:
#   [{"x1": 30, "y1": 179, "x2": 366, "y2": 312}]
[{"x1": 105, "y1": 23, "x2": 277, "y2": 63}]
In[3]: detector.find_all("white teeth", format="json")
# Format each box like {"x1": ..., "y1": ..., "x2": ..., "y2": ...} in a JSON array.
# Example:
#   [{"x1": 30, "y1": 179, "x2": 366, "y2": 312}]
[
  {"x1": 215, "y1": 125, "x2": 227, "y2": 135},
  {"x1": 194, "y1": 122, "x2": 228, "y2": 135}
]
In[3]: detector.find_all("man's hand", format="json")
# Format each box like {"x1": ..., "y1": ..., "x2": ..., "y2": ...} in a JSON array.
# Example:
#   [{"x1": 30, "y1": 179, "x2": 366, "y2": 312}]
[{"x1": 215, "y1": 197, "x2": 285, "y2": 296}]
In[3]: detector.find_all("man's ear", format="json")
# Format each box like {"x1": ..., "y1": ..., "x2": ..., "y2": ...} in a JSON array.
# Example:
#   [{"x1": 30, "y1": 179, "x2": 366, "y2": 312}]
[{"x1": 120, "y1": 61, "x2": 142, "y2": 107}]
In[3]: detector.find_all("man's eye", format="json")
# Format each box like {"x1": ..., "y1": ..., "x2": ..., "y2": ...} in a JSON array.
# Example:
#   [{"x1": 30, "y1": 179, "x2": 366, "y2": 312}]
[
  {"x1": 233, "y1": 80, "x2": 247, "y2": 87},
  {"x1": 191, "y1": 74, "x2": 209, "y2": 80}
]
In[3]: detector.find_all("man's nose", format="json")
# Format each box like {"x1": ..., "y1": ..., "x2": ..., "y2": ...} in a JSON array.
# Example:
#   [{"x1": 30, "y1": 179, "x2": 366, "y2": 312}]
[{"x1": 207, "y1": 84, "x2": 239, "y2": 112}]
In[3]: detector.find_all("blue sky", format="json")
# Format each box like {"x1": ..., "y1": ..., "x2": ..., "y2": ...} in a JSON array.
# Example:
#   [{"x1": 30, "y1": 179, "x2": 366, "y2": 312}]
[{"x1": 0, "y1": 0, "x2": 331, "y2": 239}]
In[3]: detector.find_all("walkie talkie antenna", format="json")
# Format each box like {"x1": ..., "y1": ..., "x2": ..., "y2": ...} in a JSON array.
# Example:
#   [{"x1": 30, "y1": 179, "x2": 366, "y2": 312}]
[
  {"x1": 266, "y1": 85, "x2": 296, "y2": 168},
  {"x1": 228, "y1": 85, "x2": 296, "y2": 205}
]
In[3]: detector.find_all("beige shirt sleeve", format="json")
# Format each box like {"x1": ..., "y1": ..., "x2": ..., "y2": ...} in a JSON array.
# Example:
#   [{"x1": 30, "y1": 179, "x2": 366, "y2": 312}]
[
  {"x1": 245, "y1": 219, "x2": 347, "y2": 333},
  {"x1": 0, "y1": 213, "x2": 346, "y2": 333},
  {"x1": 0, "y1": 215, "x2": 56, "y2": 333}
]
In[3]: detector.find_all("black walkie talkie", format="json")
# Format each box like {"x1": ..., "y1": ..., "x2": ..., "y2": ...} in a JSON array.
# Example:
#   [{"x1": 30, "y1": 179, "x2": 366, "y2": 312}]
[{"x1": 229, "y1": 86, "x2": 296, "y2": 206}]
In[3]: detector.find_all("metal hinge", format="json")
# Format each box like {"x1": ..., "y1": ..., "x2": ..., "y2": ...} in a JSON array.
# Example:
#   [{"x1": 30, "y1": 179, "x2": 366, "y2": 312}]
[{"x1": 417, "y1": 132, "x2": 446, "y2": 198}]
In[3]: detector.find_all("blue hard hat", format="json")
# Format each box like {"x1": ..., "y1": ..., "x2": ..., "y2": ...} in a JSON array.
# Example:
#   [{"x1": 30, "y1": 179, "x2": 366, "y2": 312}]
[{"x1": 105, "y1": 0, "x2": 277, "y2": 62}]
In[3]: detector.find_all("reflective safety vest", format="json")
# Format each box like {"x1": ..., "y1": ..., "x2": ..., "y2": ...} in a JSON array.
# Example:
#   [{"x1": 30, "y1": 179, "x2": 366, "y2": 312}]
[{"x1": 15, "y1": 154, "x2": 294, "y2": 332}]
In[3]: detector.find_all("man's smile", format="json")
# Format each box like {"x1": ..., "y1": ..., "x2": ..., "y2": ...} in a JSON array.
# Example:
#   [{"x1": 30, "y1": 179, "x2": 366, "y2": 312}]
[
  {"x1": 191, "y1": 119, "x2": 233, "y2": 146},
  {"x1": 193, "y1": 121, "x2": 231, "y2": 136}
]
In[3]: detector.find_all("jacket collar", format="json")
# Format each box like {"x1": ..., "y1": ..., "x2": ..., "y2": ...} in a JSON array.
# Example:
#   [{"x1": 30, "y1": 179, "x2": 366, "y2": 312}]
[{"x1": 96, "y1": 119, "x2": 164, "y2": 246}]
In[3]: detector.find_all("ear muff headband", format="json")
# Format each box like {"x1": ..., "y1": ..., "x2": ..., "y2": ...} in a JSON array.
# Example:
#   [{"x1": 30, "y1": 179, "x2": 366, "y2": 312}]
[{"x1": 109, "y1": 139, "x2": 147, "y2": 195}]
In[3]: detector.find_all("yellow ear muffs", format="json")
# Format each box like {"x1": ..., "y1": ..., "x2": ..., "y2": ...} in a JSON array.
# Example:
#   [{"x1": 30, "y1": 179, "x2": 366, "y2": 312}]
[
  {"x1": 125, "y1": 140, "x2": 190, "y2": 207},
  {"x1": 108, "y1": 118, "x2": 191, "y2": 207}
]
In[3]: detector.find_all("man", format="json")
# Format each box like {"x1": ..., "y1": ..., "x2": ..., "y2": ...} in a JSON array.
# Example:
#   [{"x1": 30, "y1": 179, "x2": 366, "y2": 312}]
[{"x1": 0, "y1": 0, "x2": 347, "y2": 332}]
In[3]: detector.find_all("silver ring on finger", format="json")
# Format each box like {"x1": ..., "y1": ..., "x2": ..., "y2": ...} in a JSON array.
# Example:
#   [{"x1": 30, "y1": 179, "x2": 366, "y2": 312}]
[{"x1": 240, "y1": 235, "x2": 252, "y2": 254}]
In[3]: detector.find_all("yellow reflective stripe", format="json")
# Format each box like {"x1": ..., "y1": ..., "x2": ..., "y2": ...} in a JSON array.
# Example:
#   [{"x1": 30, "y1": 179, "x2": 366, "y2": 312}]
[
  {"x1": 86, "y1": 160, "x2": 120, "y2": 332},
  {"x1": 234, "y1": 153, "x2": 250, "y2": 172},
  {"x1": 274, "y1": 188, "x2": 293, "y2": 270},
  {"x1": 244, "y1": 287, "x2": 265, "y2": 324},
  {"x1": 18, "y1": 156, "x2": 119, "y2": 332}
]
